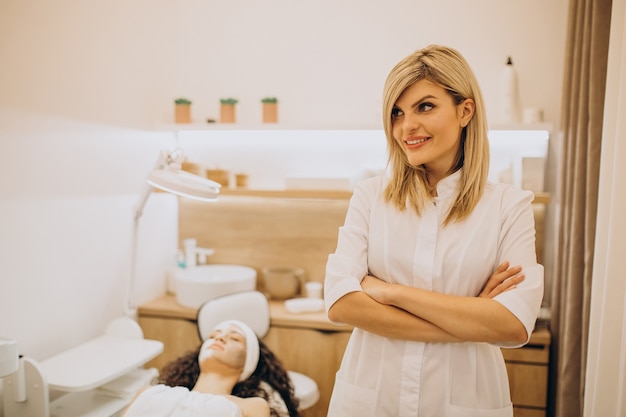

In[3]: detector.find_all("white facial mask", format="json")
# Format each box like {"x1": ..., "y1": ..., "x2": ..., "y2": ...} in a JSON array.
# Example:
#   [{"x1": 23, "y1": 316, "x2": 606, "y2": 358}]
[
  {"x1": 198, "y1": 337, "x2": 219, "y2": 365},
  {"x1": 198, "y1": 320, "x2": 260, "y2": 382}
]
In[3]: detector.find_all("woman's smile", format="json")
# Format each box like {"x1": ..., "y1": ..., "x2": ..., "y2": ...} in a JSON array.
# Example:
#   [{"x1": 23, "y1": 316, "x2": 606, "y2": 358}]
[
  {"x1": 404, "y1": 135, "x2": 431, "y2": 147},
  {"x1": 391, "y1": 79, "x2": 471, "y2": 180}
]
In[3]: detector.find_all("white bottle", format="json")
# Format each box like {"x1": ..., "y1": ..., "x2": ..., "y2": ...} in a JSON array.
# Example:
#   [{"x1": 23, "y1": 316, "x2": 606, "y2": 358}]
[{"x1": 500, "y1": 56, "x2": 521, "y2": 124}]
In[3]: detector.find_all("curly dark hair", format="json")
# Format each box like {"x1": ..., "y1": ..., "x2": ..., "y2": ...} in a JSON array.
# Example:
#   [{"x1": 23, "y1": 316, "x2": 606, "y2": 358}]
[{"x1": 158, "y1": 338, "x2": 300, "y2": 417}]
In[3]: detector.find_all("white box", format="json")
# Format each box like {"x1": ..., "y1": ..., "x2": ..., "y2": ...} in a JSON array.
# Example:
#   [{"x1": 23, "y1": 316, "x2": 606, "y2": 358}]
[{"x1": 522, "y1": 157, "x2": 546, "y2": 192}]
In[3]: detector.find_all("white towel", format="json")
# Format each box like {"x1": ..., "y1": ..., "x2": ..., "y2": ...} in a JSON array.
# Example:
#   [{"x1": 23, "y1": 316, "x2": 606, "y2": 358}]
[
  {"x1": 123, "y1": 384, "x2": 243, "y2": 417},
  {"x1": 96, "y1": 368, "x2": 158, "y2": 399}
]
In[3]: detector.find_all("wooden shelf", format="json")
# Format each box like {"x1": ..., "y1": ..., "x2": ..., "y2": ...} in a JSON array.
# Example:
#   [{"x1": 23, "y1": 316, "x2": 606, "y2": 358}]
[
  {"x1": 532, "y1": 193, "x2": 550, "y2": 204},
  {"x1": 138, "y1": 294, "x2": 351, "y2": 333},
  {"x1": 217, "y1": 188, "x2": 550, "y2": 203},
  {"x1": 158, "y1": 124, "x2": 382, "y2": 131},
  {"x1": 489, "y1": 122, "x2": 553, "y2": 132},
  {"x1": 161, "y1": 124, "x2": 553, "y2": 132},
  {"x1": 219, "y1": 188, "x2": 353, "y2": 200}
]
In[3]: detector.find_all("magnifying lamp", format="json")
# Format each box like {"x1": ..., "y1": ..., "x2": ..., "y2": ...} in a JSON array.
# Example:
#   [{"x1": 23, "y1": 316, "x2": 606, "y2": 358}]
[{"x1": 127, "y1": 148, "x2": 221, "y2": 317}]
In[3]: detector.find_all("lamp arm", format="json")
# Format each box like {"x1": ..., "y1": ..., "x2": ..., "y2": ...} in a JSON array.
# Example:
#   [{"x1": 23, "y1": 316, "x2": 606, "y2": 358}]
[
  {"x1": 133, "y1": 182, "x2": 154, "y2": 222},
  {"x1": 127, "y1": 150, "x2": 171, "y2": 316},
  {"x1": 126, "y1": 147, "x2": 214, "y2": 317},
  {"x1": 127, "y1": 214, "x2": 140, "y2": 317},
  {"x1": 133, "y1": 150, "x2": 174, "y2": 221}
]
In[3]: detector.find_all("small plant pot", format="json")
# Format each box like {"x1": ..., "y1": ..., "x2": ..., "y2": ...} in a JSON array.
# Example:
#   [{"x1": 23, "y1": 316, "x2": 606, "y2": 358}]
[
  {"x1": 262, "y1": 102, "x2": 278, "y2": 123},
  {"x1": 175, "y1": 104, "x2": 191, "y2": 123},
  {"x1": 220, "y1": 104, "x2": 236, "y2": 123},
  {"x1": 235, "y1": 173, "x2": 249, "y2": 188}
]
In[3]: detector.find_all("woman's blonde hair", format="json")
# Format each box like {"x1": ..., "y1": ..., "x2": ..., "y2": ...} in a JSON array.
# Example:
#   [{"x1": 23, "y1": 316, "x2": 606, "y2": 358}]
[{"x1": 382, "y1": 44, "x2": 490, "y2": 225}]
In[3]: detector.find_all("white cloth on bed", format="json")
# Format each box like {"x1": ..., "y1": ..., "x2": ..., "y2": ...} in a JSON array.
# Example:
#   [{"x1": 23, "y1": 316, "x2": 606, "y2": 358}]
[{"x1": 123, "y1": 384, "x2": 243, "y2": 417}]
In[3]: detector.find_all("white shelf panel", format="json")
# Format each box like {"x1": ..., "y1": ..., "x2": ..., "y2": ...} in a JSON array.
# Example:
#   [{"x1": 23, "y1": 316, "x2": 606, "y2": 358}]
[
  {"x1": 41, "y1": 336, "x2": 163, "y2": 392},
  {"x1": 50, "y1": 390, "x2": 129, "y2": 417}
]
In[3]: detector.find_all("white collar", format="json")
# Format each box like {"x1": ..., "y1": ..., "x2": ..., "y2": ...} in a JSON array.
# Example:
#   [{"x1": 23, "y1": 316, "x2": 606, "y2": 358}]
[{"x1": 433, "y1": 169, "x2": 461, "y2": 200}]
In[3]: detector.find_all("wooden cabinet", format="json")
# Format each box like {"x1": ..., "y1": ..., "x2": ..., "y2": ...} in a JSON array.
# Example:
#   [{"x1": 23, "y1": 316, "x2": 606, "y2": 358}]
[
  {"x1": 138, "y1": 295, "x2": 550, "y2": 417},
  {"x1": 137, "y1": 295, "x2": 202, "y2": 370},
  {"x1": 261, "y1": 299, "x2": 352, "y2": 417},
  {"x1": 503, "y1": 325, "x2": 551, "y2": 417},
  {"x1": 138, "y1": 315, "x2": 201, "y2": 370},
  {"x1": 263, "y1": 326, "x2": 350, "y2": 417}
]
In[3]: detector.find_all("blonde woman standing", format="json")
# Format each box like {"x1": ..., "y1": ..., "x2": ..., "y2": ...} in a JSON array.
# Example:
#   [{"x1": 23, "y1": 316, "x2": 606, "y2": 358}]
[{"x1": 324, "y1": 45, "x2": 543, "y2": 417}]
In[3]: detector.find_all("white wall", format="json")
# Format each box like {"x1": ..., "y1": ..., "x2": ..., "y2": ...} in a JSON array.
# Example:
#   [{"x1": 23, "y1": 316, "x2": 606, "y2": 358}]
[
  {"x1": 0, "y1": 1, "x2": 569, "y2": 414},
  {"x1": 0, "y1": 0, "x2": 568, "y2": 130},
  {"x1": 0, "y1": 110, "x2": 181, "y2": 358},
  {"x1": 0, "y1": 110, "x2": 181, "y2": 415}
]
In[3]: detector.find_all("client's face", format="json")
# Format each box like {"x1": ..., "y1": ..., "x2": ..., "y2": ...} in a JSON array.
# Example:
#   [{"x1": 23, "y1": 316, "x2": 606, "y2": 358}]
[{"x1": 198, "y1": 323, "x2": 247, "y2": 373}]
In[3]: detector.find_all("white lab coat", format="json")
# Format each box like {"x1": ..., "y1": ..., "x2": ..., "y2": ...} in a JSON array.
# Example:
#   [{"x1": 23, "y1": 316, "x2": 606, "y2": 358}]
[{"x1": 324, "y1": 171, "x2": 543, "y2": 417}]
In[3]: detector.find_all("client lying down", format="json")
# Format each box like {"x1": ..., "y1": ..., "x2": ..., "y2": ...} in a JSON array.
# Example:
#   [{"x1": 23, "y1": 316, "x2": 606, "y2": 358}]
[{"x1": 121, "y1": 320, "x2": 300, "y2": 417}]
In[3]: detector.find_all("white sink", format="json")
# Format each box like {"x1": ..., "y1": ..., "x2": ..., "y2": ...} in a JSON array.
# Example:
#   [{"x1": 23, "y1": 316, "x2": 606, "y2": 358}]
[{"x1": 174, "y1": 264, "x2": 257, "y2": 308}]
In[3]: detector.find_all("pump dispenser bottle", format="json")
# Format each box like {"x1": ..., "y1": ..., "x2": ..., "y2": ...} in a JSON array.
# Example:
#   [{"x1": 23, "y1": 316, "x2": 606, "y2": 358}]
[{"x1": 500, "y1": 56, "x2": 521, "y2": 123}]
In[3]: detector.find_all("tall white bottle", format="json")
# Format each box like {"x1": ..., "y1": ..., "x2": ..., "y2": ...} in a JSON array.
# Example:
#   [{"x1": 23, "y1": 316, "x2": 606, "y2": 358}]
[{"x1": 500, "y1": 56, "x2": 521, "y2": 124}]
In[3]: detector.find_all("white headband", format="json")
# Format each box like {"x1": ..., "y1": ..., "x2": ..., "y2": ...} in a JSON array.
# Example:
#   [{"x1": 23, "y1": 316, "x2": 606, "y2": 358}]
[{"x1": 201, "y1": 320, "x2": 260, "y2": 382}]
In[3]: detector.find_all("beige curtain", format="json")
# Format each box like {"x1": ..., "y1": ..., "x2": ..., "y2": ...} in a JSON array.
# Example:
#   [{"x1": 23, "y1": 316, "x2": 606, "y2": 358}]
[{"x1": 549, "y1": 0, "x2": 612, "y2": 416}]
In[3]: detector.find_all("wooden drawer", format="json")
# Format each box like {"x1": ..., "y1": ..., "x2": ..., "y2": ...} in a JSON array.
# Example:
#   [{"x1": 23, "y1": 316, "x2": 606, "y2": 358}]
[
  {"x1": 513, "y1": 406, "x2": 546, "y2": 417},
  {"x1": 264, "y1": 326, "x2": 350, "y2": 417},
  {"x1": 505, "y1": 362, "x2": 548, "y2": 407},
  {"x1": 138, "y1": 316, "x2": 201, "y2": 371},
  {"x1": 502, "y1": 342, "x2": 550, "y2": 364}
]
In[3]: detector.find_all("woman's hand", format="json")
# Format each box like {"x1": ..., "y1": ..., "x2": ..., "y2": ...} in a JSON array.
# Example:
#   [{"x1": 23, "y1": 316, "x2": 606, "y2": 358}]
[
  {"x1": 361, "y1": 275, "x2": 394, "y2": 305},
  {"x1": 478, "y1": 261, "x2": 524, "y2": 298},
  {"x1": 362, "y1": 261, "x2": 524, "y2": 304}
]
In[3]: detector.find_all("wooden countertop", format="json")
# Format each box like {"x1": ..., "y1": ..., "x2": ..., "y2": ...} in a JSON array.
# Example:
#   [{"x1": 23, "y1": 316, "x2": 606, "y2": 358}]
[
  {"x1": 138, "y1": 294, "x2": 549, "y2": 344},
  {"x1": 138, "y1": 294, "x2": 353, "y2": 333},
  {"x1": 138, "y1": 294, "x2": 198, "y2": 320}
]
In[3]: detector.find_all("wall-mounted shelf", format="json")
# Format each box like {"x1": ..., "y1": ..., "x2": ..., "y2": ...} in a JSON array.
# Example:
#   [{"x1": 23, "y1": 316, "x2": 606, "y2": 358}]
[
  {"x1": 533, "y1": 193, "x2": 551, "y2": 204},
  {"x1": 489, "y1": 122, "x2": 553, "y2": 132},
  {"x1": 219, "y1": 188, "x2": 353, "y2": 200},
  {"x1": 218, "y1": 188, "x2": 551, "y2": 204},
  {"x1": 165, "y1": 126, "x2": 552, "y2": 207},
  {"x1": 158, "y1": 123, "x2": 383, "y2": 132},
  {"x1": 158, "y1": 123, "x2": 552, "y2": 133}
]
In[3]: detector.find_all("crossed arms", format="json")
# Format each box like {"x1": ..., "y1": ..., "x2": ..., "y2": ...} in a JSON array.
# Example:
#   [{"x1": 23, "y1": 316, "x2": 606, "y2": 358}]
[{"x1": 327, "y1": 261, "x2": 528, "y2": 345}]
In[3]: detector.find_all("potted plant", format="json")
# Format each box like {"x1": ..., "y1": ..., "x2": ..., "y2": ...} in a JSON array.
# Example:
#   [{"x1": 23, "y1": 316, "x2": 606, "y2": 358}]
[
  {"x1": 174, "y1": 98, "x2": 192, "y2": 124},
  {"x1": 261, "y1": 97, "x2": 278, "y2": 123},
  {"x1": 219, "y1": 98, "x2": 238, "y2": 123}
]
